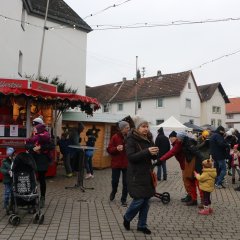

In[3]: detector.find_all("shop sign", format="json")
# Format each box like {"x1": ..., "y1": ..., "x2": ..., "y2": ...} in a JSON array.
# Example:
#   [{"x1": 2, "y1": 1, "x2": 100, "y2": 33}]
[
  {"x1": 0, "y1": 79, "x2": 28, "y2": 89},
  {"x1": 31, "y1": 80, "x2": 57, "y2": 92}
]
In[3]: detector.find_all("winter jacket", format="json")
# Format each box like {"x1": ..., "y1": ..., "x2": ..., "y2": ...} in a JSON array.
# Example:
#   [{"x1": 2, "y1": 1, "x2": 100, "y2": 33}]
[
  {"x1": 126, "y1": 129, "x2": 156, "y2": 199},
  {"x1": 107, "y1": 132, "x2": 128, "y2": 169},
  {"x1": 210, "y1": 132, "x2": 229, "y2": 161},
  {"x1": 155, "y1": 133, "x2": 170, "y2": 158},
  {"x1": 231, "y1": 152, "x2": 240, "y2": 167},
  {"x1": 195, "y1": 168, "x2": 217, "y2": 192},
  {"x1": 0, "y1": 157, "x2": 12, "y2": 184},
  {"x1": 197, "y1": 137, "x2": 210, "y2": 160},
  {"x1": 160, "y1": 139, "x2": 185, "y2": 170}
]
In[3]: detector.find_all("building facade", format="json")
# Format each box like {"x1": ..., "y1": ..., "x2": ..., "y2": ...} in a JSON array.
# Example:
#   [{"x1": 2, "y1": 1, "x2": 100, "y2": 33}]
[{"x1": 0, "y1": 0, "x2": 91, "y2": 94}]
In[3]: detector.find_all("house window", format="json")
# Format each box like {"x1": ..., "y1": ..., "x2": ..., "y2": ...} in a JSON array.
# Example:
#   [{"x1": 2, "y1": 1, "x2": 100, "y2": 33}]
[
  {"x1": 211, "y1": 119, "x2": 216, "y2": 127},
  {"x1": 21, "y1": 7, "x2": 26, "y2": 30},
  {"x1": 157, "y1": 98, "x2": 163, "y2": 108},
  {"x1": 118, "y1": 103, "x2": 123, "y2": 111},
  {"x1": 217, "y1": 119, "x2": 222, "y2": 127},
  {"x1": 227, "y1": 114, "x2": 233, "y2": 119},
  {"x1": 188, "y1": 82, "x2": 191, "y2": 89},
  {"x1": 103, "y1": 104, "x2": 109, "y2": 112},
  {"x1": 156, "y1": 119, "x2": 164, "y2": 125},
  {"x1": 227, "y1": 123, "x2": 234, "y2": 128},
  {"x1": 185, "y1": 98, "x2": 191, "y2": 108},
  {"x1": 18, "y1": 51, "x2": 23, "y2": 77},
  {"x1": 212, "y1": 106, "x2": 221, "y2": 114},
  {"x1": 137, "y1": 101, "x2": 142, "y2": 109}
]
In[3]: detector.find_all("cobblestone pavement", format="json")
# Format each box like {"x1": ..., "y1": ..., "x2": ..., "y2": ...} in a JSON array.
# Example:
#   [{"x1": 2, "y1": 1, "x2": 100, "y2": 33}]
[{"x1": 0, "y1": 159, "x2": 240, "y2": 240}]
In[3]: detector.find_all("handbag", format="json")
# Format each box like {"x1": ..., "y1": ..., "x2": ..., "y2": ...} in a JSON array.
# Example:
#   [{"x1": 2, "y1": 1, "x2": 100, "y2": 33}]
[{"x1": 150, "y1": 170, "x2": 158, "y2": 188}]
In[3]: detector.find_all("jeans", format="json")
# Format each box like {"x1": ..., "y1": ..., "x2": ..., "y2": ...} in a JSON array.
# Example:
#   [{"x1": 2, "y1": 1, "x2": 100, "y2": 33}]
[
  {"x1": 111, "y1": 168, "x2": 128, "y2": 203},
  {"x1": 4, "y1": 183, "x2": 12, "y2": 209},
  {"x1": 214, "y1": 159, "x2": 227, "y2": 186},
  {"x1": 63, "y1": 153, "x2": 72, "y2": 174},
  {"x1": 157, "y1": 160, "x2": 167, "y2": 180},
  {"x1": 85, "y1": 156, "x2": 93, "y2": 175},
  {"x1": 124, "y1": 198, "x2": 150, "y2": 228}
]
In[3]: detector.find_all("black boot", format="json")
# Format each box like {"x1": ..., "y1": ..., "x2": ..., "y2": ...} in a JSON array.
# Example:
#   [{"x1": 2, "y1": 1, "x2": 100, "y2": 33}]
[
  {"x1": 181, "y1": 194, "x2": 191, "y2": 202},
  {"x1": 232, "y1": 178, "x2": 236, "y2": 184},
  {"x1": 40, "y1": 196, "x2": 45, "y2": 208}
]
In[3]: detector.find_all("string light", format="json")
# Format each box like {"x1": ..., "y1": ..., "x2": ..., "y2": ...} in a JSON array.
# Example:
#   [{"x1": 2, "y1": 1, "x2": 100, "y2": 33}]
[
  {"x1": 83, "y1": 0, "x2": 132, "y2": 20},
  {"x1": 92, "y1": 17, "x2": 240, "y2": 30}
]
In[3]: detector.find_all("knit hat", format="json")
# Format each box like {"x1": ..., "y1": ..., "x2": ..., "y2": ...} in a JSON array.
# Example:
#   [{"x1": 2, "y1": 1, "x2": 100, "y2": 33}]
[
  {"x1": 177, "y1": 131, "x2": 187, "y2": 141},
  {"x1": 202, "y1": 159, "x2": 213, "y2": 168},
  {"x1": 133, "y1": 116, "x2": 148, "y2": 129},
  {"x1": 202, "y1": 130, "x2": 209, "y2": 138},
  {"x1": 35, "y1": 123, "x2": 46, "y2": 134},
  {"x1": 118, "y1": 121, "x2": 129, "y2": 130},
  {"x1": 33, "y1": 117, "x2": 43, "y2": 126},
  {"x1": 216, "y1": 125, "x2": 225, "y2": 133},
  {"x1": 158, "y1": 127, "x2": 164, "y2": 135},
  {"x1": 6, "y1": 147, "x2": 15, "y2": 156},
  {"x1": 169, "y1": 131, "x2": 177, "y2": 138}
]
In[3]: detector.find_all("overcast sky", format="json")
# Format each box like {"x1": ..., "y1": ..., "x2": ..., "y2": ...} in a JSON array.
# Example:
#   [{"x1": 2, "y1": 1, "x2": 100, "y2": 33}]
[{"x1": 64, "y1": 0, "x2": 240, "y2": 97}]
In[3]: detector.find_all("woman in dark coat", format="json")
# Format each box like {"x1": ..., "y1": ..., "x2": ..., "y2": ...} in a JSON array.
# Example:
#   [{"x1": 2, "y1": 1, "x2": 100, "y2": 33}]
[{"x1": 123, "y1": 117, "x2": 159, "y2": 235}]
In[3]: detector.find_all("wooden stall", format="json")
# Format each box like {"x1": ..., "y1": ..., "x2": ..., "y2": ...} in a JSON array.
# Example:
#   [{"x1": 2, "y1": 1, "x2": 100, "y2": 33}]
[{"x1": 62, "y1": 112, "x2": 132, "y2": 169}]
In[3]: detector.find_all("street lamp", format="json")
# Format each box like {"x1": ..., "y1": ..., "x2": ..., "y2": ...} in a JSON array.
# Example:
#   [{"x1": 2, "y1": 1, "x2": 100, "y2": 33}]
[{"x1": 135, "y1": 56, "x2": 138, "y2": 115}]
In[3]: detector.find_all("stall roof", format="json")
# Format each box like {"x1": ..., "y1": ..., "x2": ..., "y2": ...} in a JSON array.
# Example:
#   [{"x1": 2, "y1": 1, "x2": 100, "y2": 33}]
[
  {"x1": 0, "y1": 87, "x2": 100, "y2": 115},
  {"x1": 184, "y1": 122, "x2": 203, "y2": 132},
  {"x1": 63, "y1": 112, "x2": 130, "y2": 123}
]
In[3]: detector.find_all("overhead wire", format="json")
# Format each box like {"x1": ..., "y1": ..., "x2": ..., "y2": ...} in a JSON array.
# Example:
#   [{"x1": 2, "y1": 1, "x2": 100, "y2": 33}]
[{"x1": 83, "y1": 0, "x2": 132, "y2": 20}]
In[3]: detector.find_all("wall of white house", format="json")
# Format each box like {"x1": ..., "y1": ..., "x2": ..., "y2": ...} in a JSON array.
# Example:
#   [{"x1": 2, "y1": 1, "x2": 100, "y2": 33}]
[
  {"x1": 226, "y1": 113, "x2": 240, "y2": 130},
  {"x1": 202, "y1": 89, "x2": 226, "y2": 127},
  {"x1": 0, "y1": 0, "x2": 87, "y2": 95},
  {"x1": 179, "y1": 75, "x2": 201, "y2": 125}
]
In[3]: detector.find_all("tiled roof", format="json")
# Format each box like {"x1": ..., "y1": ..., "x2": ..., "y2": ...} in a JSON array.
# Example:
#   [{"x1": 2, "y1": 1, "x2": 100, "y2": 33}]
[
  {"x1": 226, "y1": 98, "x2": 240, "y2": 114},
  {"x1": 23, "y1": 0, "x2": 92, "y2": 32},
  {"x1": 198, "y1": 82, "x2": 230, "y2": 103},
  {"x1": 86, "y1": 71, "x2": 194, "y2": 104}
]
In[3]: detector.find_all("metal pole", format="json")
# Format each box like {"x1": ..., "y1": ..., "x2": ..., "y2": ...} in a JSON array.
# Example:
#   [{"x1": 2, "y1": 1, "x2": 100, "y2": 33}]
[
  {"x1": 135, "y1": 56, "x2": 138, "y2": 115},
  {"x1": 37, "y1": 0, "x2": 50, "y2": 80}
]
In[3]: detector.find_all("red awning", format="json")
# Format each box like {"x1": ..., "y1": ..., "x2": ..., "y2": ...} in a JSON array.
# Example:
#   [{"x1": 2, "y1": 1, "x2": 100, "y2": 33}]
[{"x1": 0, "y1": 87, "x2": 100, "y2": 115}]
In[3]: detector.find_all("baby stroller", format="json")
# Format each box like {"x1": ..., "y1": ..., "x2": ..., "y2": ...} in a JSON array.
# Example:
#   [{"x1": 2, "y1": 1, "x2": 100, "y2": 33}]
[{"x1": 8, "y1": 152, "x2": 44, "y2": 226}]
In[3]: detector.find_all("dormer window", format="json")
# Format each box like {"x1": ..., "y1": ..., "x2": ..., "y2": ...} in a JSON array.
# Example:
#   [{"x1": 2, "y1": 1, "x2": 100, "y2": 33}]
[{"x1": 188, "y1": 82, "x2": 191, "y2": 89}]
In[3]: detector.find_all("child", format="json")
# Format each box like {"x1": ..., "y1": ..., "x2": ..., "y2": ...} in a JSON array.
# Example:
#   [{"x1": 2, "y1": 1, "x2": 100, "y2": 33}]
[
  {"x1": 26, "y1": 123, "x2": 51, "y2": 154},
  {"x1": 231, "y1": 144, "x2": 240, "y2": 184},
  {"x1": 194, "y1": 159, "x2": 217, "y2": 215},
  {"x1": 0, "y1": 147, "x2": 15, "y2": 213}
]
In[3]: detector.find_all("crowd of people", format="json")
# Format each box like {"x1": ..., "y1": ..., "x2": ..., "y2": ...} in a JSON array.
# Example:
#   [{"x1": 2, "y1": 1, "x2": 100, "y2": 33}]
[{"x1": 1, "y1": 116, "x2": 240, "y2": 234}]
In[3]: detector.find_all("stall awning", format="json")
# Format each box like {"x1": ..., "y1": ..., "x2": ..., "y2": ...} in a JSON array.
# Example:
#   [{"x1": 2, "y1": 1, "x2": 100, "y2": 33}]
[{"x1": 0, "y1": 87, "x2": 100, "y2": 115}]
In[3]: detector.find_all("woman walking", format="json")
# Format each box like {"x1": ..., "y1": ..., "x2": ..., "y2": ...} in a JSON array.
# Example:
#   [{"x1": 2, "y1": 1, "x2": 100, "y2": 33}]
[{"x1": 123, "y1": 117, "x2": 159, "y2": 235}]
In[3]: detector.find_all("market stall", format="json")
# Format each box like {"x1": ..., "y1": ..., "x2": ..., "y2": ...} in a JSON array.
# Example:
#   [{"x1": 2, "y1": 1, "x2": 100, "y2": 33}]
[{"x1": 0, "y1": 78, "x2": 100, "y2": 181}]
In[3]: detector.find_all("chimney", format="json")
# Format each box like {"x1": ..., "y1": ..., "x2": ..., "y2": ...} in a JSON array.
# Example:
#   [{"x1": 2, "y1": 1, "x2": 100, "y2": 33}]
[
  {"x1": 122, "y1": 77, "x2": 127, "y2": 82},
  {"x1": 157, "y1": 70, "x2": 162, "y2": 76}
]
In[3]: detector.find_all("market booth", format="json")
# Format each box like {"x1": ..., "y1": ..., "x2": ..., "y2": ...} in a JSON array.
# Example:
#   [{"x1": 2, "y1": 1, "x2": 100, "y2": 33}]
[
  {"x1": 0, "y1": 78, "x2": 100, "y2": 181},
  {"x1": 62, "y1": 112, "x2": 133, "y2": 169}
]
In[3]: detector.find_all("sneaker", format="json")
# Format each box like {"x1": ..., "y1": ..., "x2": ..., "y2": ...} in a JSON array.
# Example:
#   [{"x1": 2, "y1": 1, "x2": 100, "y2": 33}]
[
  {"x1": 215, "y1": 184, "x2": 222, "y2": 189},
  {"x1": 109, "y1": 192, "x2": 116, "y2": 201},
  {"x1": 198, "y1": 207, "x2": 210, "y2": 215},
  {"x1": 66, "y1": 173, "x2": 73, "y2": 178},
  {"x1": 123, "y1": 216, "x2": 130, "y2": 230},
  {"x1": 137, "y1": 227, "x2": 151, "y2": 235},
  {"x1": 85, "y1": 173, "x2": 92, "y2": 179}
]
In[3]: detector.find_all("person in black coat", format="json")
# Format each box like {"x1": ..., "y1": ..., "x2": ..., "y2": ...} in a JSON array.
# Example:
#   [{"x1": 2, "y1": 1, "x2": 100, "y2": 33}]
[
  {"x1": 123, "y1": 117, "x2": 159, "y2": 235},
  {"x1": 155, "y1": 127, "x2": 170, "y2": 180},
  {"x1": 209, "y1": 126, "x2": 229, "y2": 188}
]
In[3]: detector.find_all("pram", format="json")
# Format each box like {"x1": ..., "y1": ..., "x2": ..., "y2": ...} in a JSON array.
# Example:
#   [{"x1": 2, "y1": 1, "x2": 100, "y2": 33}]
[{"x1": 8, "y1": 152, "x2": 44, "y2": 226}]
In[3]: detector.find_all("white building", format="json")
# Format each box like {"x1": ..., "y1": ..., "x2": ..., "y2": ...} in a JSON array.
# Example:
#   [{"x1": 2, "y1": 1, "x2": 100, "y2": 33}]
[
  {"x1": 226, "y1": 98, "x2": 240, "y2": 130},
  {"x1": 0, "y1": 0, "x2": 91, "y2": 94},
  {"x1": 86, "y1": 71, "x2": 202, "y2": 126},
  {"x1": 198, "y1": 83, "x2": 229, "y2": 128}
]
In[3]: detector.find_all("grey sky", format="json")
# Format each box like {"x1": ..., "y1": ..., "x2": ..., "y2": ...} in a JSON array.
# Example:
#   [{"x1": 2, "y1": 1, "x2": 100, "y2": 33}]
[{"x1": 65, "y1": 0, "x2": 240, "y2": 97}]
